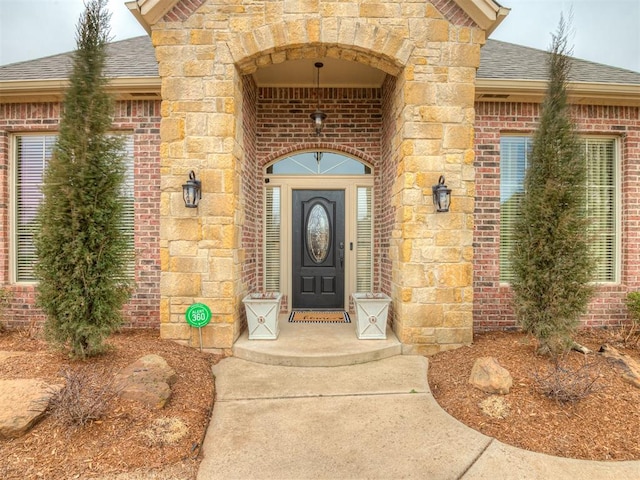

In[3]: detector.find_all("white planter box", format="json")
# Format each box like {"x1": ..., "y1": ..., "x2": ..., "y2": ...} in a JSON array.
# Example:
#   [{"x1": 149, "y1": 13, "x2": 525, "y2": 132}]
[
  {"x1": 352, "y1": 293, "x2": 391, "y2": 339},
  {"x1": 242, "y1": 293, "x2": 283, "y2": 340}
]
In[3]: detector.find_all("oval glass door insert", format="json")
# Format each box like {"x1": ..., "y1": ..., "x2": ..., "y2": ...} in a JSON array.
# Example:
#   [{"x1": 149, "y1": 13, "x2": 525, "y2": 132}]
[{"x1": 307, "y1": 204, "x2": 330, "y2": 263}]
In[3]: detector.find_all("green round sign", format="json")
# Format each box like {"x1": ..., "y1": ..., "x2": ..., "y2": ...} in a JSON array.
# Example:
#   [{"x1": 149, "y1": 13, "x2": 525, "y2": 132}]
[{"x1": 185, "y1": 303, "x2": 212, "y2": 328}]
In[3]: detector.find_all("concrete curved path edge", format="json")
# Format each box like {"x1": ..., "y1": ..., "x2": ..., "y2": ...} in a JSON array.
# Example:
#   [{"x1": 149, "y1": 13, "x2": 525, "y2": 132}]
[{"x1": 197, "y1": 356, "x2": 639, "y2": 480}]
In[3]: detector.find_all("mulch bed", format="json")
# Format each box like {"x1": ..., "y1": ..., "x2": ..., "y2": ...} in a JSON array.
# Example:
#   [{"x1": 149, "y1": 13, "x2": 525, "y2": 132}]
[
  {"x1": 428, "y1": 329, "x2": 640, "y2": 461},
  {"x1": 3, "y1": 326, "x2": 639, "y2": 479},
  {"x1": 0, "y1": 329, "x2": 221, "y2": 479}
]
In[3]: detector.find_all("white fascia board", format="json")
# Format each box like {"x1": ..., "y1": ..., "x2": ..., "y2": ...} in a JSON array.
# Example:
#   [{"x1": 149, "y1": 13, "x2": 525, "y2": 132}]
[
  {"x1": 126, "y1": 0, "x2": 178, "y2": 31},
  {"x1": 476, "y1": 78, "x2": 640, "y2": 107},
  {"x1": 454, "y1": 0, "x2": 510, "y2": 35},
  {"x1": 125, "y1": 1, "x2": 151, "y2": 35},
  {"x1": 0, "y1": 77, "x2": 161, "y2": 102}
]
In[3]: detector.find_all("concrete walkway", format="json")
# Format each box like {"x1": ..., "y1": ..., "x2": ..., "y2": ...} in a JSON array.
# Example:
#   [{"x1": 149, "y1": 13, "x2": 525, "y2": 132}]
[{"x1": 197, "y1": 356, "x2": 640, "y2": 480}]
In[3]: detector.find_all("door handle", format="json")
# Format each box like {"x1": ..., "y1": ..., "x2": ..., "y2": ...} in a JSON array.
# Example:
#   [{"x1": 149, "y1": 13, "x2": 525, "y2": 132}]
[{"x1": 339, "y1": 242, "x2": 344, "y2": 267}]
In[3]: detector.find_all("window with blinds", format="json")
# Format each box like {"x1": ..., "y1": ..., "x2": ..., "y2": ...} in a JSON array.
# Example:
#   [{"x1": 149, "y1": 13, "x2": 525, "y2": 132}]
[
  {"x1": 264, "y1": 186, "x2": 281, "y2": 292},
  {"x1": 499, "y1": 136, "x2": 618, "y2": 283},
  {"x1": 585, "y1": 138, "x2": 617, "y2": 282},
  {"x1": 499, "y1": 136, "x2": 531, "y2": 283},
  {"x1": 14, "y1": 134, "x2": 135, "y2": 282},
  {"x1": 356, "y1": 186, "x2": 373, "y2": 292}
]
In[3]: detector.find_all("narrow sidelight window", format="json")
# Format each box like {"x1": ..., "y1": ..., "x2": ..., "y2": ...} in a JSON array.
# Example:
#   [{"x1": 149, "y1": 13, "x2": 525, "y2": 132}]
[
  {"x1": 264, "y1": 186, "x2": 281, "y2": 291},
  {"x1": 356, "y1": 186, "x2": 373, "y2": 292}
]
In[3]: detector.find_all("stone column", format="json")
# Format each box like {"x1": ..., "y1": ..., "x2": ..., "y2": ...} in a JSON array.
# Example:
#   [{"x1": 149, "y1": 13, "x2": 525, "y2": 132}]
[
  {"x1": 155, "y1": 26, "x2": 244, "y2": 353},
  {"x1": 391, "y1": 18, "x2": 484, "y2": 355}
]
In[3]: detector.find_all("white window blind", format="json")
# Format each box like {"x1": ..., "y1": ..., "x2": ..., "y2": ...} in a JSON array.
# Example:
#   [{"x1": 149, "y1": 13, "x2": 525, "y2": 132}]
[
  {"x1": 499, "y1": 136, "x2": 531, "y2": 283},
  {"x1": 14, "y1": 134, "x2": 135, "y2": 282},
  {"x1": 356, "y1": 186, "x2": 373, "y2": 292},
  {"x1": 499, "y1": 136, "x2": 617, "y2": 283},
  {"x1": 585, "y1": 138, "x2": 616, "y2": 282},
  {"x1": 264, "y1": 187, "x2": 281, "y2": 292},
  {"x1": 119, "y1": 137, "x2": 135, "y2": 279},
  {"x1": 15, "y1": 135, "x2": 55, "y2": 282}
]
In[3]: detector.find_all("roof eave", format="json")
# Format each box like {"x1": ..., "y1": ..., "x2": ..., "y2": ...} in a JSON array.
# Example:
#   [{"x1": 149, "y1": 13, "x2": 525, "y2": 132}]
[
  {"x1": 126, "y1": 1, "x2": 150, "y2": 35},
  {"x1": 476, "y1": 78, "x2": 640, "y2": 107},
  {"x1": 0, "y1": 77, "x2": 162, "y2": 103},
  {"x1": 454, "y1": 0, "x2": 510, "y2": 35},
  {"x1": 126, "y1": 0, "x2": 177, "y2": 33}
]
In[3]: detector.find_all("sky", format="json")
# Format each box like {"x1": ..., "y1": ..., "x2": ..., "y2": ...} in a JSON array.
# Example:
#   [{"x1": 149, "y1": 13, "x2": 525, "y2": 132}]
[{"x1": 0, "y1": 0, "x2": 639, "y2": 72}]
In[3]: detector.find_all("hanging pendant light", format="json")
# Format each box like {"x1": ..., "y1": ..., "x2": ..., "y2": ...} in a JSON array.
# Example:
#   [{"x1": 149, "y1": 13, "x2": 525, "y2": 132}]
[{"x1": 310, "y1": 62, "x2": 327, "y2": 136}]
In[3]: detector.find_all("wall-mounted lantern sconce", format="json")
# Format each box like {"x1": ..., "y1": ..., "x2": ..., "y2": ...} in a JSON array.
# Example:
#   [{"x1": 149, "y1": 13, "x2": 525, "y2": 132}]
[
  {"x1": 432, "y1": 175, "x2": 452, "y2": 213},
  {"x1": 182, "y1": 170, "x2": 201, "y2": 208},
  {"x1": 310, "y1": 62, "x2": 327, "y2": 136}
]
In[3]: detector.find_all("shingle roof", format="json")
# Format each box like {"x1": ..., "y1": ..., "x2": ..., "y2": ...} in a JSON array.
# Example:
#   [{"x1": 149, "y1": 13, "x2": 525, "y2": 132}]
[
  {"x1": 479, "y1": 39, "x2": 640, "y2": 84},
  {"x1": 0, "y1": 36, "x2": 158, "y2": 81},
  {"x1": 1, "y1": 35, "x2": 639, "y2": 85}
]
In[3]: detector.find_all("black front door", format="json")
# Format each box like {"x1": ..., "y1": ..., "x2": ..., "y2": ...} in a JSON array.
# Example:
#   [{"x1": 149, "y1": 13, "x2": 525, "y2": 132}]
[{"x1": 292, "y1": 190, "x2": 345, "y2": 309}]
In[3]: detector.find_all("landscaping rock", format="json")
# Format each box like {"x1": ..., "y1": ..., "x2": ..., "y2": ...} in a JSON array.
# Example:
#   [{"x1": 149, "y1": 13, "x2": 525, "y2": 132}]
[
  {"x1": 114, "y1": 354, "x2": 177, "y2": 409},
  {"x1": 469, "y1": 357, "x2": 513, "y2": 394},
  {"x1": 0, "y1": 379, "x2": 62, "y2": 438},
  {"x1": 599, "y1": 344, "x2": 640, "y2": 389}
]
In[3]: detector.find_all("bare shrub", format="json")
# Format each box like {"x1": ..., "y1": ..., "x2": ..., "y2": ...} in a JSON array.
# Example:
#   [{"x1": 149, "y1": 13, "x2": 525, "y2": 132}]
[
  {"x1": 47, "y1": 365, "x2": 117, "y2": 427},
  {"x1": 17, "y1": 318, "x2": 42, "y2": 340},
  {"x1": 0, "y1": 287, "x2": 12, "y2": 333},
  {"x1": 624, "y1": 292, "x2": 640, "y2": 345},
  {"x1": 533, "y1": 357, "x2": 602, "y2": 404}
]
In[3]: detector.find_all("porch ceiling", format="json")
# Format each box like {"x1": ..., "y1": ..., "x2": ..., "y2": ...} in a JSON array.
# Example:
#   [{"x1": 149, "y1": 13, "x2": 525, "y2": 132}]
[{"x1": 251, "y1": 57, "x2": 387, "y2": 88}]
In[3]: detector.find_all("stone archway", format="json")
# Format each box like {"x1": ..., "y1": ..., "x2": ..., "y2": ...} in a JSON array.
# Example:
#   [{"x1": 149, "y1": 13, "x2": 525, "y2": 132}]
[
  {"x1": 237, "y1": 47, "x2": 398, "y2": 319},
  {"x1": 153, "y1": 1, "x2": 485, "y2": 355},
  {"x1": 227, "y1": 19, "x2": 410, "y2": 78}
]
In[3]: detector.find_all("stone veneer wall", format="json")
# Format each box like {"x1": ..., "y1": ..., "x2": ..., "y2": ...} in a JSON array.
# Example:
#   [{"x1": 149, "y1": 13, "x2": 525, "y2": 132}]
[
  {"x1": 386, "y1": 14, "x2": 479, "y2": 356},
  {"x1": 153, "y1": 0, "x2": 485, "y2": 354},
  {"x1": 0, "y1": 100, "x2": 162, "y2": 328},
  {"x1": 474, "y1": 101, "x2": 640, "y2": 330}
]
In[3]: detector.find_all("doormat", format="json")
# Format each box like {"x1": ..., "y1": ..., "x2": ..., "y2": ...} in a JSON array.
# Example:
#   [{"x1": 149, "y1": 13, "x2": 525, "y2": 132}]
[{"x1": 288, "y1": 311, "x2": 351, "y2": 323}]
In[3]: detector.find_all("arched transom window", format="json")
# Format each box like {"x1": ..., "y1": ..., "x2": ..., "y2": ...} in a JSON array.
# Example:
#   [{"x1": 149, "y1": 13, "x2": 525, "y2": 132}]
[{"x1": 267, "y1": 152, "x2": 371, "y2": 175}]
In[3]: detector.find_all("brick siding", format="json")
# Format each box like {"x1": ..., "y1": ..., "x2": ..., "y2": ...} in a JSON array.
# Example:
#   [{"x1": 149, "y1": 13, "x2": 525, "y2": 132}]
[
  {"x1": 255, "y1": 86, "x2": 382, "y2": 165},
  {"x1": 379, "y1": 74, "x2": 398, "y2": 320},
  {"x1": 474, "y1": 101, "x2": 640, "y2": 330},
  {"x1": 0, "y1": 100, "x2": 162, "y2": 329},
  {"x1": 241, "y1": 75, "x2": 259, "y2": 308},
  {"x1": 5, "y1": 95, "x2": 638, "y2": 335}
]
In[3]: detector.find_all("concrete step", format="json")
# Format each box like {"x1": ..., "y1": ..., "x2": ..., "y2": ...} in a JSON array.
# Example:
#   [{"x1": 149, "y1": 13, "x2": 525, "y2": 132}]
[{"x1": 232, "y1": 315, "x2": 402, "y2": 367}]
